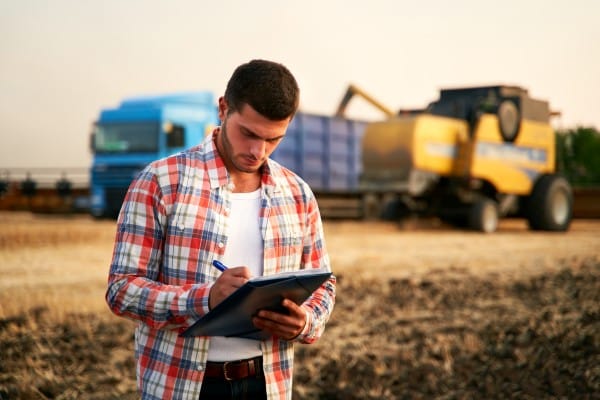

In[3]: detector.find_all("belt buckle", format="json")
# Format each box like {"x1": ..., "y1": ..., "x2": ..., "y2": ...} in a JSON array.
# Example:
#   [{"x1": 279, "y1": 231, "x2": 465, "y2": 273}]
[{"x1": 222, "y1": 361, "x2": 234, "y2": 381}]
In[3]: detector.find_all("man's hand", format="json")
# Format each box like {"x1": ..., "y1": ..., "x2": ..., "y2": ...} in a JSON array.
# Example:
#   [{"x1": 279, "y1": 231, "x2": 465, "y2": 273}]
[
  {"x1": 252, "y1": 299, "x2": 307, "y2": 341},
  {"x1": 209, "y1": 266, "x2": 251, "y2": 309}
]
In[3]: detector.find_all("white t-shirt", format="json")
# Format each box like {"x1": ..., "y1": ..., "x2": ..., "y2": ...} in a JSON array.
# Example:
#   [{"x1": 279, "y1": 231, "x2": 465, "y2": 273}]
[{"x1": 207, "y1": 188, "x2": 264, "y2": 361}]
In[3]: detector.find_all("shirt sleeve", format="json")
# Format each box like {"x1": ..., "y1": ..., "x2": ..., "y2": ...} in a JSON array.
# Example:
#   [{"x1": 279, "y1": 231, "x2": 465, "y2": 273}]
[
  {"x1": 294, "y1": 194, "x2": 336, "y2": 344},
  {"x1": 105, "y1": 165, "x2": 211, "y2": 331}
]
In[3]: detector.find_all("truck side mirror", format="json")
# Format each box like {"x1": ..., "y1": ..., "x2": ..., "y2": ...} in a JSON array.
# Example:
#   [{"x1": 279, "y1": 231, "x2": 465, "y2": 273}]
[
  {"x1": 90, "y1": 123, "x2": 98, "y2": 152},
  {"x1": 166, "y1": 123, "x2": 185, "y2": 148}
]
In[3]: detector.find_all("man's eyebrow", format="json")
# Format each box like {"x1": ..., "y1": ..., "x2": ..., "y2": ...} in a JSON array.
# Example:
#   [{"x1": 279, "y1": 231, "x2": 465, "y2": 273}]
[
  {"x1": 241, "y1": 126, "x2": 285, "y2": 141},
  {"x1": 240, "y1": 126, "x2": 260, "y2": 137}
]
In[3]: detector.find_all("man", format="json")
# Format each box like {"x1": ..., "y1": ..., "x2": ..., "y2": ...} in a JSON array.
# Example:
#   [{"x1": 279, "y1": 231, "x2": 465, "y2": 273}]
[{"x1": 106, "y1": 59, "x2": 336, "y2": 400}]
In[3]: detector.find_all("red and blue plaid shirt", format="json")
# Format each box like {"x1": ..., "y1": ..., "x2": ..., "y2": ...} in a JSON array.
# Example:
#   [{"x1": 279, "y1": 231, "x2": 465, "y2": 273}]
[{"x1": 106, "y1": 132, "x2": 336, "y2": 399}]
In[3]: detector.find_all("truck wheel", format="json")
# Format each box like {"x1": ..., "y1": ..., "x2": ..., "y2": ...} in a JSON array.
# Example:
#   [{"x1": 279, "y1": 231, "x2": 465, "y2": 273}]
[
  {"x1": 526, "y1": 175, "x2": 572, "y2": 231},
  {"x1": 380, "y1": 194, "x2": 411, "y2": 221},
  {"x1": 468, "y1": 198, "x2": 498, "y2": 233},
  {"x1": 362, "y1": 193, "x2": 381, "y2": 220}
]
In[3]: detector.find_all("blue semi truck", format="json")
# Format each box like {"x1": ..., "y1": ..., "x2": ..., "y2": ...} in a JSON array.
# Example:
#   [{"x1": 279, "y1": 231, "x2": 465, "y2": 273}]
[{"x1": 90, "y1": 91, "x2": 366, "y2": 218}]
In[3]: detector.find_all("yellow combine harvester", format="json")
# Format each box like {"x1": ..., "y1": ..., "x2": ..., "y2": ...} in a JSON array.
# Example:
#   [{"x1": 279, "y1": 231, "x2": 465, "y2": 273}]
[{"x1": 337, "y1": 84, "x2": 572, "y2": 232}]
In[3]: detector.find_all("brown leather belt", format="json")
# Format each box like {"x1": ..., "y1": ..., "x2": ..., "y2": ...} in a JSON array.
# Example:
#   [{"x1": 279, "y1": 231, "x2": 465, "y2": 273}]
[{"x1": 204, "y1": 356, "x2": 263, "y2": 381}]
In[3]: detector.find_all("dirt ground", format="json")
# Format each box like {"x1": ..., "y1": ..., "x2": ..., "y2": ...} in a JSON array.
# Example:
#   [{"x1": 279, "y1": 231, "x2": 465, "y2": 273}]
[{"x1": 0, "y1": 212, "x2": 599, "y2": 399}]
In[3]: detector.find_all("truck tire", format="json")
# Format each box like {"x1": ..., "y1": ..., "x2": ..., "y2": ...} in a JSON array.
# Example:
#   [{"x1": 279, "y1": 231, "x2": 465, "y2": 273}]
[
  {"x1": 468, "y1": 198, "x2": 498, "y2": 233},
  {"x1": 380, "y1": 194, "x2": 411, "y2": 221},
  {"x1": 526, "y1": 175, "x2": 572, "y2": 231},
  {"x1": 362, "y1": 193, "x2": 381, "y2": 220}
]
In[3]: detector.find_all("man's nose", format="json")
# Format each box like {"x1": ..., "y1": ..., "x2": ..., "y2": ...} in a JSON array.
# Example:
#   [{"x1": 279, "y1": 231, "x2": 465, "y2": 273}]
[{"x1": 250, "y1": 140, "x2": 266, "y2": 159}]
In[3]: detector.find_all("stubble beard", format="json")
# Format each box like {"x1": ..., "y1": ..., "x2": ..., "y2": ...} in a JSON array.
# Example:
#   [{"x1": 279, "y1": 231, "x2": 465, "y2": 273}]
[{"x1": 221, "y1": 118, "x2": 262, "y2": 174}]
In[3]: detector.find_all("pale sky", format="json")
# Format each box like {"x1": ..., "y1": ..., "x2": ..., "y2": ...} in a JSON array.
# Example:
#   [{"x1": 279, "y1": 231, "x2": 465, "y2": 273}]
[{"x1": 1, "y1": 0, "x2": 599, "y2": 169}]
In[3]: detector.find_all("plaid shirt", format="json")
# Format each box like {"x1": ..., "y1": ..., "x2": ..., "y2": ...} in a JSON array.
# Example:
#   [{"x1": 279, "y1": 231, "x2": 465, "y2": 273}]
[{"x1": 106, "y1": 132, "x2": 335, "y2": 400}]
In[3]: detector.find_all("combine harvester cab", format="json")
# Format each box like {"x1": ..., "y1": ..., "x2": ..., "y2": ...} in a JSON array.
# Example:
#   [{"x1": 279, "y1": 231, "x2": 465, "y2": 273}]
[{"x1": 358, "y1": 85, "x2": 572, "y2": 232}]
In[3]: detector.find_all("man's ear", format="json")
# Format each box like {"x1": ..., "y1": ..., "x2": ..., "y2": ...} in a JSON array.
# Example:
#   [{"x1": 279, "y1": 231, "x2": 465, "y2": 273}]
[{"x1": 217, "y1": 97, "x2": 228, "y2": 122}]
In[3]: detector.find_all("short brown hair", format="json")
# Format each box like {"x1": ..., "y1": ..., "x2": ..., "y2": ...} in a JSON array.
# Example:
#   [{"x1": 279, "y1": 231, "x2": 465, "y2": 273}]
[{"x1": 224, "y1": 59, "x2": 300, "y2": 120}]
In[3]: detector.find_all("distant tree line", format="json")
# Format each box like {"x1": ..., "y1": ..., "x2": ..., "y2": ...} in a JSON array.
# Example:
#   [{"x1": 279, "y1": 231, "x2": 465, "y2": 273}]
[{"x1": 556, "y1": 126, "x2": 600, "y2": 187}]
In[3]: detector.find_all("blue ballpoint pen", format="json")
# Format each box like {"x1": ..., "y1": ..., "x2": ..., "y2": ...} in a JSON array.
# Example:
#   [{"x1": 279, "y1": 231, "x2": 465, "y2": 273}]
[{"x1": 212, "y1": 259, "x2": 229, "y2": 272}]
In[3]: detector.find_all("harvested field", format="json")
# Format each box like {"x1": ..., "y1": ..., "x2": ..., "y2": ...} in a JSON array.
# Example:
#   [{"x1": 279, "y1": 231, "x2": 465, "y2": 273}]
[{"x1": 0, "y1": 212, "x2": 599, "y2": 399}]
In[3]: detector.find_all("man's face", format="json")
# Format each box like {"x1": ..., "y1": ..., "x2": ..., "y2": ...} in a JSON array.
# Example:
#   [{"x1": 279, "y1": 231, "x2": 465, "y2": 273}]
[{"x1": 217, "y1": 97, "x2": 290, "y2": 174}]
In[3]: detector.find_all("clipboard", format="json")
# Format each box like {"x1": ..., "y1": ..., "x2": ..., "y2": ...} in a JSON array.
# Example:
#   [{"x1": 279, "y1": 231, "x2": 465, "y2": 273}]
[{"x1": 180, "y1": 268, "x2": 332, "y2": 340}]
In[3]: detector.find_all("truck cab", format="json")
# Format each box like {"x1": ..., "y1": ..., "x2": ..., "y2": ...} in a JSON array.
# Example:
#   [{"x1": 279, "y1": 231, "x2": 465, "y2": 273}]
[{"x1": 90, "y1": 92, "x2": 218, "y2": 217}]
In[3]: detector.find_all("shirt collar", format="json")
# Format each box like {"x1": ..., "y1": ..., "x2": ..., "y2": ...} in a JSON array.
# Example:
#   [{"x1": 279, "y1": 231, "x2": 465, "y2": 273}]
[{"x1": 203, "y1": 128, "x2": 280, "y2": 195}]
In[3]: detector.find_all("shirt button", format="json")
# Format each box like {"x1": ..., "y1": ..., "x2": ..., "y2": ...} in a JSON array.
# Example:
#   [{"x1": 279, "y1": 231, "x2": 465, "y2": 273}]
[
  {"x1": 178, "y1": 223, "x2": 185, "y2": 230},
  {"x1": 196, "y1": 364, "x2": 204, "y2": 371},
  {"x1": 218, "y1": 242, "x2": 224, "y2": 249}
]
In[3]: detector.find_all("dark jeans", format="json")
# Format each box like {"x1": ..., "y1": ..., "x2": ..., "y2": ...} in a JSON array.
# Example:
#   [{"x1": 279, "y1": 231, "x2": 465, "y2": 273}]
[{"x1": 199, "y1": 375, "x2": 267, "y2": 400}]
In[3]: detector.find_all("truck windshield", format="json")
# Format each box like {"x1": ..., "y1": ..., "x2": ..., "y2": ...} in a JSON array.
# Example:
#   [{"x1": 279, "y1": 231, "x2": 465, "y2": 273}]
[{"x1": 93, "y1": 122, "x2": 159, "y2": 153}]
